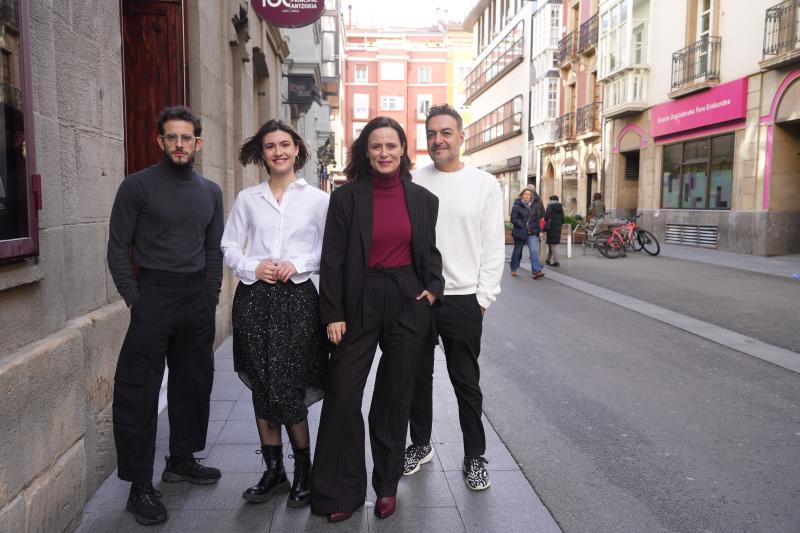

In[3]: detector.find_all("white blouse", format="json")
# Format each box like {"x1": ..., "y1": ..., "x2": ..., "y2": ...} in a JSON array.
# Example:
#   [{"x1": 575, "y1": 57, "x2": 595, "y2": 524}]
[{"x1": 221, "y1": 178, "x2": 329, "y2": 284}]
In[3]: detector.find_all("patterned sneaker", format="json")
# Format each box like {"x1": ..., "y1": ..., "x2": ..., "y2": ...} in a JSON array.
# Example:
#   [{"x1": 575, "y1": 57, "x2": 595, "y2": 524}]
[
  {"x1": 463, "y1": 456, "x2": 491, "y2": 491},
  {"x1": 126, "y1": 482, "x2": 167, "y2": 525},
  {"x1": 162, "y1": 455, "x2": 221, "y2": 485},
  {"x1": 403, "y1": 444, "x2": 434, "y2": 476}
]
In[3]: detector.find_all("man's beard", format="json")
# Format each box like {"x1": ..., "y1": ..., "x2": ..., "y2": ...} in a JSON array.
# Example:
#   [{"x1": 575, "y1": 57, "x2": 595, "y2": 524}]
[{"x1": 162, "y1": 147, "x2": 195, "y2": 168}]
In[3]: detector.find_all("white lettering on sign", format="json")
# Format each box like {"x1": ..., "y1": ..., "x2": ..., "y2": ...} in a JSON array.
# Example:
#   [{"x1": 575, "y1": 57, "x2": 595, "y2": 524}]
[
  {"x1": 655, "y1": 97, "x2": 733, "y2": 126},
  {"x1": 264, "y1": 0, "x2": 320, "y2": 8}
]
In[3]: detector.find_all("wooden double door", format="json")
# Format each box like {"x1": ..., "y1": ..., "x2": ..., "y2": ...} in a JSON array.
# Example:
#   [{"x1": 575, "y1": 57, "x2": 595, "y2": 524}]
[{"x1": 121, "y1": 0, "x2": 186, "y2": 174}]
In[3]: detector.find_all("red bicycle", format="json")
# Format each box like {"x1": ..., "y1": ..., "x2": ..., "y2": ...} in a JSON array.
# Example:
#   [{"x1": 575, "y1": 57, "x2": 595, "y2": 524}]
[{"x1": 595, "y1": 214, "x2": 660, "y2": 258}]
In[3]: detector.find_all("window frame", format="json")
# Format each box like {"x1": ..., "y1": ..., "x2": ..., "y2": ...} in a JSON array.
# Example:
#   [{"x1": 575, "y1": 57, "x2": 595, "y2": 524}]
[
  {"x1": 380, "y1": 95, "x2": 404, "y2": 111},
  {"x1": 417, "y1": 65, "x2": 432, "y2": 84},
  {"x1": 0, "y1": 0, "x2": 39, "y2": 263},
  {"x1": 660, "y1": 132, "x2": 734, "y2": 210},
  {"x1": 380, "y1": 62, "x2": 405, "y2": 81},
  {"x1": 417, "y1": 93, "x2": 432, "y2": 119},
  {"x1": 354, "y1": 64, "x2": 368, "y2": 83},
  {"x1": 353, "y1": 93, "x2": 370, "y2": 119}
]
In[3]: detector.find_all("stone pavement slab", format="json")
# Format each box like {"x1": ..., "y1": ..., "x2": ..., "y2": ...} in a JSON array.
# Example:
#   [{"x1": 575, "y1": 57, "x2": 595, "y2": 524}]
[{"x1": 75, "y1": 336, "x2": 561, "y2": 532}]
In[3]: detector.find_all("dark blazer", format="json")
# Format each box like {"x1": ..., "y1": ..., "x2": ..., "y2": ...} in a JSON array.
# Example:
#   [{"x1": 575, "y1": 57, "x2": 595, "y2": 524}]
[{"x1": 319, "y1": 176, "x2": 444, "y2": 325}]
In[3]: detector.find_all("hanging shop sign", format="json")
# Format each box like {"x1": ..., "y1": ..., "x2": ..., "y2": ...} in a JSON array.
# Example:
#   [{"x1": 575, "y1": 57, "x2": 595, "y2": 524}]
[
  {"x1": 651, "y1": 77, "x2": 748, "y2": 138},
  {"x1": 586, "y1": 154, "x2": 598, "y2": 173},
  {"x1": 561, "y1": 157, "x2": 578, "y2": 175},
  {"x1": 287, "y1": 75, "x2": 316, "y2": 104},
  {"x1": 250, "y1": 0, "x2": 325, "y2": 29}
]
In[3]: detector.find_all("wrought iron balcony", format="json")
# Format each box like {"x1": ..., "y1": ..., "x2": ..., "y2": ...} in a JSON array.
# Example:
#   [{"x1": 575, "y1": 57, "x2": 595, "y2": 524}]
[
  {"x1": 579, "y1": 14, "x2": 598, "y2": 54},
  {"x1": 557, "y1": 32, "x2": 578, "y2": 66},
  {"x1": 670, "y1": 36, "x2": 721, "y2": 93},
  {"x1": 761, "y1": 0, "x2": 800, "y2": 68},
  {"x1": 554, "y1": 112, "x2": 576, "y2": 141},
  {"x1": 576, "y1": 102, "x2": 601, "y2": 135}
]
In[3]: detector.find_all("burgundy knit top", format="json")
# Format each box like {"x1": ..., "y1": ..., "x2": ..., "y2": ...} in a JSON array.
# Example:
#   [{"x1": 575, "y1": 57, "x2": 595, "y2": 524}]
[{"x1": 368, "y1": 168, "x2": 412, "y2": 268}]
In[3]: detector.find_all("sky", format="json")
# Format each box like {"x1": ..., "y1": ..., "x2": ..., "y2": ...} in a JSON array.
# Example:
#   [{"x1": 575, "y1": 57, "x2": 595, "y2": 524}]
[{"x1": 344, "y1": 0, "x2": 472, "y2": 29}]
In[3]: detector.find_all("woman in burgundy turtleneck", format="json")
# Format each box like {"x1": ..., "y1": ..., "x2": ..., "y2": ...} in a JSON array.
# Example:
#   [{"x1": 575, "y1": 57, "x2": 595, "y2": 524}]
[{"x1": 311, "y1": 117, "x2": 444, "y2": 523}]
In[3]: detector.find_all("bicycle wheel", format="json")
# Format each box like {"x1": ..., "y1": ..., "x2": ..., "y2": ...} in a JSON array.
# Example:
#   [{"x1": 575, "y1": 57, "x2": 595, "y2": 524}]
[
  {"x1": 630, "y1": 229, "x2": 644, "y2": 252},
  {"x1": 637, "y1": 229, "x2": 661, "y2": 256},
  {"x1": 595, "y1": 230, "x2": 624, "y2": 258}
]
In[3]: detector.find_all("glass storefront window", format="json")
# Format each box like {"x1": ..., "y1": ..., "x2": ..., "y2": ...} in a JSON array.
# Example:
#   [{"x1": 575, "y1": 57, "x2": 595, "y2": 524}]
[{"x1": 660, "y1": 133, "x2": 733, "y2": 210}]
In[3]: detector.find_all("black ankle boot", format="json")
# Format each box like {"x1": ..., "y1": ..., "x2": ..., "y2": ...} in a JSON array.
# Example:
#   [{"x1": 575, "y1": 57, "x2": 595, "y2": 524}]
[
  {"x1": 242, "y1": 445, "x2": 289, "y2": 503},
  {"x1": 287, "y1": 447, "x2": 311, "y2": 508}
]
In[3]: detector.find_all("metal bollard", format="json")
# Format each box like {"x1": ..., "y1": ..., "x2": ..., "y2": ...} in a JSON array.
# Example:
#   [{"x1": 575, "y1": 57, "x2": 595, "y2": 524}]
[{"x1": 567, "y1": 229, "x2": 572, "y2": 259}]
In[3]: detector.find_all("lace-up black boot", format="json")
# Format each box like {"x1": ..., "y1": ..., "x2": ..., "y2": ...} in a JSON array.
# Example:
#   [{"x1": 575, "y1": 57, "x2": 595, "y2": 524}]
[
  {"x1": 127, "y1": 482, "x2": 168, "y2": 525},
  {"x1": 287, "y1": 447, "x2": 311, "y2": 508},
  {"x1": 242, "y1": 444, "x2": 290, "y2": 503},
  {"x1": 162, "y1": 454, "x2": 221, "y2": 485}
]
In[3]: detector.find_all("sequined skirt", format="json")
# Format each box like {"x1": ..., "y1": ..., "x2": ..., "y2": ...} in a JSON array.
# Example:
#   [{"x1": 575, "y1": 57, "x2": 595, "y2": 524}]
[{"x1": 232, "y1": 279, "x2": 328, "y2": 426}]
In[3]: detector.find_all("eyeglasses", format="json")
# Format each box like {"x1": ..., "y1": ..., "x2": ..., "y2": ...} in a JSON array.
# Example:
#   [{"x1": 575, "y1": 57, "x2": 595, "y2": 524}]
[{"x1": 160, "y1": 133, "x2": 199, "y2": 144}]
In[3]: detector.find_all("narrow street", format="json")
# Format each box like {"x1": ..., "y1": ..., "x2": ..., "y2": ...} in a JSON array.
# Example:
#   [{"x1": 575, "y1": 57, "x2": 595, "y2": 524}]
[{"x1": 481, "y1": 251, "x2": 800, "y2": 532}]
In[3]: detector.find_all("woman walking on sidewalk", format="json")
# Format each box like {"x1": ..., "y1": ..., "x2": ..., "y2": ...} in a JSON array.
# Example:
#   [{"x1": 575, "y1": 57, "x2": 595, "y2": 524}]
[
  {"x1": 221, "y1": 120, "x2": 329, "y2": 508},
  {"x1": 311, "y1": 116, "x2": 443, "y2": 523},
  {"x1": 544, "y1": 195, "x2": 565, "y2": 267},
  {"x1": 509, "y1": 188, "x2": 545, "y2": 279}
]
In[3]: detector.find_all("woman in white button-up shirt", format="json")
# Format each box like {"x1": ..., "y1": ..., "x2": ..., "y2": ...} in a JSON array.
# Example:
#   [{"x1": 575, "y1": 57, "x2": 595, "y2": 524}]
[{"x1": 221, "y1": 119, "x2": 329, "y2": 508}]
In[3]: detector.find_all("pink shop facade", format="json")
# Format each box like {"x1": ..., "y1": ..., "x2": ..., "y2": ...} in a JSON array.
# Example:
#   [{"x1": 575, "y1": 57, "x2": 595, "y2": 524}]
[{"x1": 604, "y1": 70, "x2": 800, "y2": 256}]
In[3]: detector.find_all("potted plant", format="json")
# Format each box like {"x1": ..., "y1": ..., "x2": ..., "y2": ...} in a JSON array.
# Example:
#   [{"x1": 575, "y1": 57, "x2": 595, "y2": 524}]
[{"x1": 505, "y1": 221, "x2": 514, "y2": 245}]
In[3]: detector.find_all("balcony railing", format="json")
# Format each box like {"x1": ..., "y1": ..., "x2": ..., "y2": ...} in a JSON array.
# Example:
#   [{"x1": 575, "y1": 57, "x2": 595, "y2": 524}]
[
  {"x1": 579, "y1": 14, "x2": 599, "y2": 54},
  {"x1": 671, "y1": 36, "x2": 721, "y2": 91},
  {"x1": 465, "y1": 20, "x2": 524, "y2": 104},
  {"x1": 557, "y1": 32, "x2": 578, "y2": 66},
  {"x1": 576, "y1": 102, "x2": 601, "y2": 135},
  {"x1": 762, "y1": 0, "x2": 800, "y2": 63},
  {"x1": 464, "y1": 96, "x2": 524, "y2": 154},
  {"x1": 554, "y1": 112, "x2": 575, "y2": 141}
]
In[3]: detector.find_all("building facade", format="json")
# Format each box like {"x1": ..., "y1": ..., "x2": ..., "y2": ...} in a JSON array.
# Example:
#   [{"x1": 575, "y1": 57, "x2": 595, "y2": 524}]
[
  {"x1": 343, "y1": 25, "x2": 470, "y2": 169},
  {"x1": 0, "y1": 1, "x2": 338, "y2": 530},
  {"x1": 463, "y1": 0, "x2": 533, "y2": 219},
  {"x1": 528, "y1": 0, "x2": 564, "y2": 192},
  {"x1": 600, "y1": 0, "x2": 800, "y2": 255},
  {"x1": 539, "y1": 0, "x2": 602, "y2": 217}
]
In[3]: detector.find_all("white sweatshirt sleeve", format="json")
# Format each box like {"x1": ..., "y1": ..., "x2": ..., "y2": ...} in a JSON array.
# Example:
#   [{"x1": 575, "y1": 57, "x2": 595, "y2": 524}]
[{"x1": 476, "y1": 179, "x2": 506, "y2": 309}]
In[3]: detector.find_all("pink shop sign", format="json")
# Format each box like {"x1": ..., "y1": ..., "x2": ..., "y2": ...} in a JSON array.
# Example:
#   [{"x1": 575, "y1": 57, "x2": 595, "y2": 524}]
[
  {"x1": 651, "y1": 78, "x2": 748, "y2": 138},
  {"x1": 251, "y1": 0, "x2": 324, "y2": 29}
]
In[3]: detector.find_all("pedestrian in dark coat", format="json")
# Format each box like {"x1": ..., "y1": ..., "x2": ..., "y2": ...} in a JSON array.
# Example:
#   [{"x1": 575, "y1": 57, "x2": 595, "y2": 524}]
[
  {"x1": 509, "y1": 188, "x2": 544, "y2": 279},
  {"x1": 544, "y1": 195, "x2": 565, "y2": 266}
]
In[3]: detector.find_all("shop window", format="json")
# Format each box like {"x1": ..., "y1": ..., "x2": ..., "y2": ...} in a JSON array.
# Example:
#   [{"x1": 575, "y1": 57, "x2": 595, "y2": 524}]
[
  {"x1": 0, "y1": 0, "x2": 38, "y2": 262},
  {"x1": 660, "y1": 132, "x2": 733, "y2": 210}
]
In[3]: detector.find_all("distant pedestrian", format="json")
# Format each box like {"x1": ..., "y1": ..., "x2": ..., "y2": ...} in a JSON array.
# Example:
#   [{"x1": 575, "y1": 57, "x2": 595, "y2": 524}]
[
  {"x1": 587, "y1": 192, "x2": 606, "y2": 223},
  {"x1": 311, "y1": 116, "x2": 443, "y2": 523},
  {"x1": 509, "y1": 188, "x2": 545, "y2": 279},
  {"x1": 107, "y1": 106, "x2": 223, "y2": 526},
  {"x1": 544, "y1": 195, "x2": 565, "y2": 267},
  {"x1": 222, "y1": 119, "x2": 329, "y2": 509},
  {"x1": 404, "y1": 104, "x2": 505, "y2": 492}
]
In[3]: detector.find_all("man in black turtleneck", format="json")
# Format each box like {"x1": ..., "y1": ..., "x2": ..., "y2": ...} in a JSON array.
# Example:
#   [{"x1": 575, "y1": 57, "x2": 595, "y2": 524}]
[{"x1": 107, "y1": 106, "x2": 223, "y2": 526}]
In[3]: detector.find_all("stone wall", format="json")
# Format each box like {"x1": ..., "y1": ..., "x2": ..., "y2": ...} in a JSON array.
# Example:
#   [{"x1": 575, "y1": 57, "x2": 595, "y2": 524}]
[
  {"x1": 0, "y1": 2, "x2": 289, "y2": 531},
  {"x1": 0, "y1": 2, "x2": 128, "y2": 531}
]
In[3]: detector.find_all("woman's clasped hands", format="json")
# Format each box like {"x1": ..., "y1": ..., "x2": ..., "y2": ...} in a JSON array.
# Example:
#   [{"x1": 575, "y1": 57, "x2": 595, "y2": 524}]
[{"x1": 255, "y1": 260, "x2": 297, "y2": 284}]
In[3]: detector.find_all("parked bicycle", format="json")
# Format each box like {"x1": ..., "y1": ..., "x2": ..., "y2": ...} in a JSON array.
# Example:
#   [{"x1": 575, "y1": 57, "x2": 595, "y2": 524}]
[{"x1": 592, "y1": 214, "x2": 660, "y2": 258}]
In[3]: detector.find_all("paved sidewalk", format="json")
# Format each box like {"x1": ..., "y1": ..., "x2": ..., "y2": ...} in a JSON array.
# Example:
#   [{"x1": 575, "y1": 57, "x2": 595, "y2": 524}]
[
  {"x1": 76, "y1": 337, "x2": 561, "y2": 533},
  {"x1": 658, "y1": 243, "x2": 800, "y2": 279}
]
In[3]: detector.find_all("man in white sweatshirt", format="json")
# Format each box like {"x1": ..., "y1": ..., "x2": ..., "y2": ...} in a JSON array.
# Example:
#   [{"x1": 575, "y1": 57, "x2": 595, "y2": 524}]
[{"x1": 404, "y1": 104, "x2": 505, "y2": 491}]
